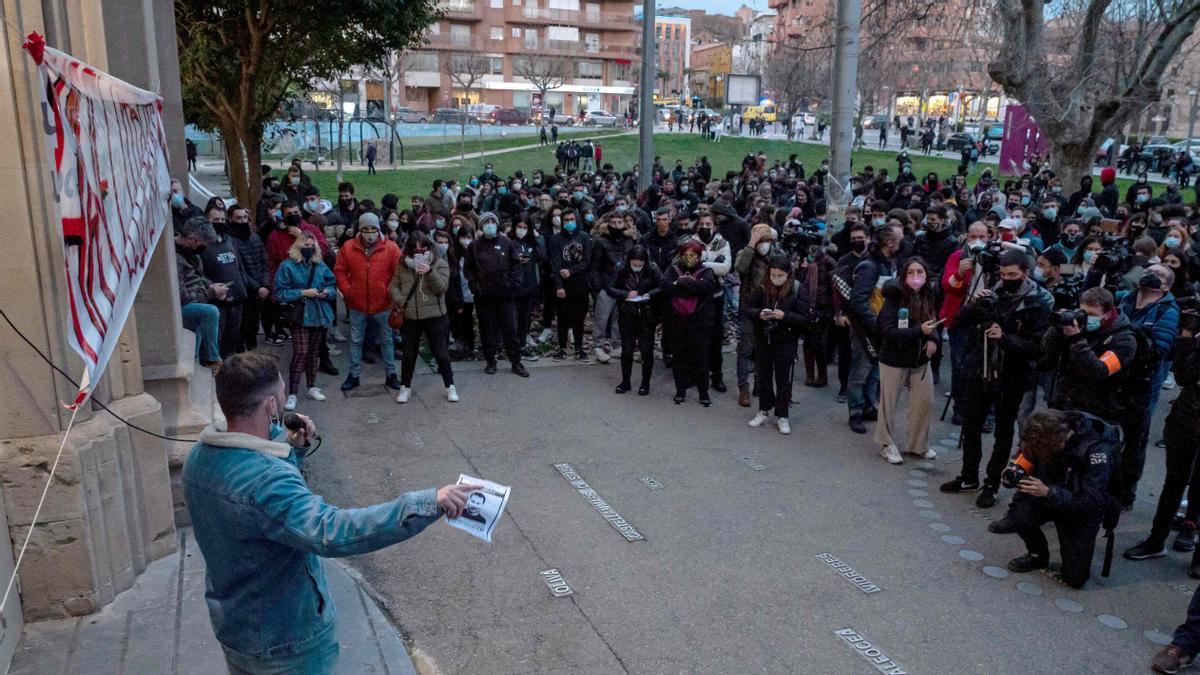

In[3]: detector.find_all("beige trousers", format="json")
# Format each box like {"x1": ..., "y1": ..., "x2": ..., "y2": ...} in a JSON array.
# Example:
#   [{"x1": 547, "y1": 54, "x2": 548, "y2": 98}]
[{"x1": 874, "y1": 362, "x2": 933, "y2": 455}]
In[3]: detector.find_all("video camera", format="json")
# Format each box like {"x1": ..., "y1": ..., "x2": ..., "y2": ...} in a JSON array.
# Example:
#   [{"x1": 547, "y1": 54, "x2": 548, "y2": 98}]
[
  {"x1": 780, "y1": 221, "x2": 824, "y2": 255},
  {"x1": 971, "y1": 241, "x2": 1005, "y2": 276},
  {"x1": 1093, "y1": 234, "x2": 1131, "y2": 277},
  {"x1": 1049, "y1": 308, "x2": 1088, "y2": 328},
  {"x1": 1000, "y1": 453, "x2": 1035, "y2": 489}
]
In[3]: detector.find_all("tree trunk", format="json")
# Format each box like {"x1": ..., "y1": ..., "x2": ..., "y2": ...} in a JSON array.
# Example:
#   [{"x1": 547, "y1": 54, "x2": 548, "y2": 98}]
[
  {"x1": 244, "y1": 131, "x2": 263, "y2": 212},
  {"x1": 221, "y1": 122, "x2": 252, "y2": 207},
  {"x1": 1050, "y1": 144, "x2": 1093, "y2": 197}
]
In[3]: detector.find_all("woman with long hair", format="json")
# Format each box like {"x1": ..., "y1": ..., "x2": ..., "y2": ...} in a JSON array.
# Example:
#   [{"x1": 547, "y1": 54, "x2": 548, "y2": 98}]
[
  {"x1": 606, "y1": 245, "x2": 663, "y2": 395},
  {"x1": 744, "y1": 254, "x2": 812, "y2": 434},
  {"x1": 390, "y1": 233, "x2": 458, "y2": 403},
  {"x1": 874, "y1": 256, "x2": 941, "y2": 464},
  {"x1": 662, "y1": 239, "x2": 719, "y2": 405},
  {"x1": 273, "y1": 232, "x2": 337, "y2": 410}
]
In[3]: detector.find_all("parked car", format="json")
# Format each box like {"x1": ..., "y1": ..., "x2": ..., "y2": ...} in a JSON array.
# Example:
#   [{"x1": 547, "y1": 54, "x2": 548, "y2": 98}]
[
  {"x1": 946, "y1": 132, "x2": 997, "y2": 154},
  {"x1": 1171, "y1": 139, "x2": 1200, "y2": 159},
  {"x1": 431, "y1": 108, "x2": 466, "y2": 124},
  {"x1": 984, "y1": 123, "x2": 1004, "y2": 140},
  {"x1": 466, "y1": 103, "x2": 501, "y2": 122},
  {"x1": 861, "y1": 115, "x2": 887, "y2": 129},
  {"x1": 393, "y1": 107, "x2": 428, "y2": 123},
  {"x1": 583, "y1": 110, "x2": 619, "y2": 127},
  {"x1": 489, "y1": 108, "x2": 529, "y2": 125}
]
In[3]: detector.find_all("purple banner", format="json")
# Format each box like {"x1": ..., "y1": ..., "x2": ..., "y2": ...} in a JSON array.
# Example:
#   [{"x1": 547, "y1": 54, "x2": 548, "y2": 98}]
[{"x1": 999, "y1": 104, "x2": 1050, "y2": 176}]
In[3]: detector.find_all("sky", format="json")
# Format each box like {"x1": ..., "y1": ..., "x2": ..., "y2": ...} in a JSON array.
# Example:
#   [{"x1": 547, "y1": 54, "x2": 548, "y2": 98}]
[{"x1": 655, "y1": 0, "x2": 760, "y2": 16}]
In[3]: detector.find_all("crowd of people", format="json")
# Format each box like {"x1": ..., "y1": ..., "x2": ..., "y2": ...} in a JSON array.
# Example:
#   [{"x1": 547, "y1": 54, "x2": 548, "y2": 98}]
[{"x1": 172, "y1": 140, "x2": 1200, "y2": 662}]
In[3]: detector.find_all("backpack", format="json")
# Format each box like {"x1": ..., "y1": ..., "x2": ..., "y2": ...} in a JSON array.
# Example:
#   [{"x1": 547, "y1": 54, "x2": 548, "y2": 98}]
[{"x1": 970, "y1": 146, "x2": 980, "y2": 160}]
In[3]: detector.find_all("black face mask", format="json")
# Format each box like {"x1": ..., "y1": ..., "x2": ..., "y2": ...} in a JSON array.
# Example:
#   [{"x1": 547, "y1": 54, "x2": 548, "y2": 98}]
[
  {"x1": 850, "y1": 240, "x2": 867, "y2": 254},
  {"x1": 698, "y1": 228, "x2": 714, "y2": 243},
  {"x1": 230, "y1": 222, "x2": 251, "y2": 238},
  {"x1": 283, "y1": 213, "x2": 302, "y2": 227},
  {"x1": 1000, "y1": 278, "x2": 1024, "y2": 294},
  {"x1": 459, "y1": 202, "x2": 474, "y2": 212}
]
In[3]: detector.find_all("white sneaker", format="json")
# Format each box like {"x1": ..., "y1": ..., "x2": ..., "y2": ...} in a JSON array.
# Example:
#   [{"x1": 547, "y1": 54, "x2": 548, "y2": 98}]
[
  {"x1": 327, "y1": 344, "x2": 342, "y2": 356},
  {"x1": 306, "y1": 387, "x2": 326, "y2": 401},
  {"x1": 595, "y1": 347, "x2": 611, "y2": 364},
  {"x1": 748, "y1": 411, "x2": 770, "y2": 428},
  {"x1": 284, "y1": 394, "x2": 298, "y2": 411},
  {"x1": 908, "y1": 448, "x2": 938, "y2": 459},
  {"x1": 538, "y1": 328, "x2": 554, "y2": 344},
  {"x1": 446, "y1": 385, "x2": 459, "y2": 403},
  {"x1": 1164, "y1": 373, "x2": 1177, "y2": 390},
  {"x1": 395, "y1": 386, "x2": 412, "y2": 404},
  {"x1": 881, "y1": 444, "x2": 903, "y2": 465},
  {"x1": 776, "y1": 418, "x2": 791, "y2": 435}
]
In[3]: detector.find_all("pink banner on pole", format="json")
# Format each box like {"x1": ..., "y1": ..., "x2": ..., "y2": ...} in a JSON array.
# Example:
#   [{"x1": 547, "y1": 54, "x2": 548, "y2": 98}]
[{"x1": 998, "y1": 104, "x2": 1050, "y2": 176}]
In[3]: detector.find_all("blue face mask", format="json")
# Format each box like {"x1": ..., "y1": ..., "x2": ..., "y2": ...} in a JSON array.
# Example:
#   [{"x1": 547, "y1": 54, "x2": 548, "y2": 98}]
[
  {"x1": 482, "y1": 223, "x2": 498, "y2": 237},
  {"x1": 1085, "y1": 315, "x2": 1102, "y2": 332},
  {"x1": 170, "y1": 193, "x2": 185, "y2": 209},
  {"x1": 269, "y1": 421, "x2": 285, "y2": 442},
  {"x1": 563, "y1": 220, "x2": 577, "y2": 232},
  {"x1": 1083, "y1": 250, "x2": 1098, "y2": 264},
  {"x1": 1020, "y1": 196, "x2": 1030, "y2": 206},
  {"x1": 1043, "y1": 207, "x2": 1057, "y2": 220},
  {"x1": 605, "y1": 194, "x2": 615, "y2": 203},
  {"x1": 470, "y1": 178, "x2": 479, "y2": 187},
  {"x1": 1165, "y1": 236, "x2": 1182, "y2": 249},
  {"x1": 498, "y1": 187, "x2": 508, "y2": 195},
  {"x1": 573, "y1": 191, "x2": 585, "y2": 201},
  {"x1": 585, "y1": 213, "x2": 594, "y2": 222}
]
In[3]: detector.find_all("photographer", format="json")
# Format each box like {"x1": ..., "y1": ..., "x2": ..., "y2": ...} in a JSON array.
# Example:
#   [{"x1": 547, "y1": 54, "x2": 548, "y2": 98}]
[
  {"x1": 1004, "y1": 409, "x2": 1122, "y2": 589},
  {"x1": 941, "y1": 222, "x2": 992, "y2": 424},
  {"x1": 939, "y1": 250, "x2": 1050, "y2": 508},
  {"x1": 1125, "y1": 304, "x2": 1200, "y2": 570},
  {"x1": 185, "y1": 353, "x2": 478, "y2": 672}
]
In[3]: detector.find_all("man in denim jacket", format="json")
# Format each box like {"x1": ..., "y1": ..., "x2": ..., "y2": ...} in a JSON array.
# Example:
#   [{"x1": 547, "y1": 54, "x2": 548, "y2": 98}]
[{"x1": 184, "y1": 353, "x2": 477, "y2": 673}]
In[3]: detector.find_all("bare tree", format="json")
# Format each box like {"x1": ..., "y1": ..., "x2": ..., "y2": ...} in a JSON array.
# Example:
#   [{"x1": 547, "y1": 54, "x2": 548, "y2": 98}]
[
  {"x1": 987, "y1": 0, "x2": 1200, "y2": 188},
  {"x1": 442, "y1": 50, "x2": 490, "y2": 164},
  {"x1": 764, "y1": 38, "x2": 832, "y2": 125},
  {"x1": 512, "y1": 55, "x2": 573, "y2": 115}
]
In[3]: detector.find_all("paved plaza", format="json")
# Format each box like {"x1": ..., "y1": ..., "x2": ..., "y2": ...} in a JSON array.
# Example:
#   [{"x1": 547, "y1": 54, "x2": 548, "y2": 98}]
[{"x1": 291, "y1": 348, "x2": 1190, "y2": 673}]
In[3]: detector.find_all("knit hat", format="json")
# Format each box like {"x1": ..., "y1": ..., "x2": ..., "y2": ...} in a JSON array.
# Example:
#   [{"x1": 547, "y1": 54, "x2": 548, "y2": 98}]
[
  {"x1": 1100, "y1": 166, "x2": 1116, "y2": 185},
  {"x1": 357, "y1": 212, "x2": 380, "y2": 230},
  {"x1": 752, "y1": 223, "x2": 776, "y2": 242},
  {"x1": 478, "y1": 211, "x2": 499, "y2": 226},
  {"x1": 1079, "y1": 206, "x2": 1103, "y2": 223}
]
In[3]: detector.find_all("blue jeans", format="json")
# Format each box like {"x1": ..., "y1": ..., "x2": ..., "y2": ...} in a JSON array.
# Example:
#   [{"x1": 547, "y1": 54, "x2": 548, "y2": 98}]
[
  {"x1": 223, "y1": 635, "x2": 339, "y2": 674},
  {"x1": 181, "y1": 302, "x2": 221, "y2": 363},
  {"x1": 847, "y1": 333, "x2": 879, "y2": 416},
  {"x1": 348, "y1": 310, "x2": 396, "y2": 378}
]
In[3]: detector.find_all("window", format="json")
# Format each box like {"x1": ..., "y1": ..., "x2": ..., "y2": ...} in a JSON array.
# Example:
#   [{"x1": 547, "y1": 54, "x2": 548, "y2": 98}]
[
  {"x1": 490, "y1": 0, "x2": 503, "y2": 6},
  {"x1": 450, "y1": 23, "x2": 471, "y2": 43},
  {"x1": 585, "y1": 32, "x2": 599, "y2": 52},
  {"x1": 406, "y1": 51, "x2": 439, "y2": 71},
  {"x1": 578, "y1": 61, "x2": 602, "y2": 80},
  {"x1": 547, "y1": 25, "x2": 579, "y2": 41},
  {"x1": 512, "y1": 27, "x2": 521, "y2": 37},
  {"x1": 548, "y1": 0, "x2": 579, "y2": 8},
  {"x1": 490, "y1": 26, "x2": 503, "y2": 40},
  {"x1": 611, "y1": 62, "x2": 632, "y2": 81},
  {"x1": 490, "y1": 57, "x2": 504, "y2": 73},
  {"x1": 525, "y1": 28, "x2": 538, "y2": 48}
]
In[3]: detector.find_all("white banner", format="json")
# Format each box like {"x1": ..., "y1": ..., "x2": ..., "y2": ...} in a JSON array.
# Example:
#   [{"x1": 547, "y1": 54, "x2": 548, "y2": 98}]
[{"x1": 23, "y1": 32, "x2": 172, "y2": 406}]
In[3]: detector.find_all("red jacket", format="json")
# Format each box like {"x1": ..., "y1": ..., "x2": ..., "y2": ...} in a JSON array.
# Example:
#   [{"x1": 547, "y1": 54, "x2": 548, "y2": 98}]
[
  {"x1": 939, "y1": 247, "x2": 974, "y2": 327},
  {"x1": 265, "y1": 220, "x2": 331, "y2": 282},
  {"x1": 334, "y1": 237, "x2": 401, "y2": 314}
]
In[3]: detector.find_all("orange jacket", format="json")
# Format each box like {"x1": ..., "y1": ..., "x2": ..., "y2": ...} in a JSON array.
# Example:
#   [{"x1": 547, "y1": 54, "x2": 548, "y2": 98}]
[{"x1": 334, "y1": 238, "x2": 401, "y2": 314}]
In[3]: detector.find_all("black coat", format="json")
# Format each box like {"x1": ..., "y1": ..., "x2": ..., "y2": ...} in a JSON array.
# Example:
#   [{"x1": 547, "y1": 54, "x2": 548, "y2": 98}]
[
  {"x1": 200, "y1": 237, "x2": 250, "y2": 304},
  {"x1": 662, "y1": 265, "x2": 719, "y2": 328},
  {"x1": 591, "y1": 231, "x2": 637, "y2": 291},
  {"x1": 511, "y1": 236, "x2": 546, "y2": 299},
  {"x1": 605, "y1": 263, "x2": 663, "y2": 320},
  {"x1": 466, "y1": 235, "x2": 523, "y2": 301},
  {"x1": 546, "y1": 230, "x2": 593, "y2": 296},
  {"x1": 639, "y1": 229, "x2": 679, "y2": 278},
  {"x1": 1043, "y1": 312, "x2": 1138, "y2": 421},
  {"x1": 957, "y1": 279, "x2": 1050, "y2": 388},
  {"x1": 743, "y1": 280, "x2": 812, "y2": 346},
  {"x1": 876, "y1": 283, "x2": 941, "y2": 368}
]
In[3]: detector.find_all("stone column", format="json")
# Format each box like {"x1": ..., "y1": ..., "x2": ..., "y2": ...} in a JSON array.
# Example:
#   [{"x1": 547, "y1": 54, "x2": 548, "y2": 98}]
[{"x1": 0, "y1": 0, "x2": 178, "y2": 630}]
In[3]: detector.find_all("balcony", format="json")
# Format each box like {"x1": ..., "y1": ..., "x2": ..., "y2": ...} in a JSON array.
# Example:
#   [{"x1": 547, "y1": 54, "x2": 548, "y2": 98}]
[
  {"x1": 504, "y1": 5, "x2": 638, "y2": 31},
  {"x1": 509, "y1": 36, "x2": 639, "y2": 61},
  {"x1": 437, "y1": 0, "x2": 485, "y2": 20},
  {"x1": 422, "y1": 32, "x2": 484, "y2": 50}
]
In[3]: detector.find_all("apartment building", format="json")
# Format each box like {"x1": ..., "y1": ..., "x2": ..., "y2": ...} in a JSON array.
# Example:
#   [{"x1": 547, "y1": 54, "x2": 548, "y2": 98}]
[
  {"x1": 690, "y1": 42, "x2": 732, "y2": 105},
  {"x1": 651, "y1": 15, "x2": 692, "y2": 99},
  {"x1": 401, "y1": 0, "x2": 640, "y2": 116}
]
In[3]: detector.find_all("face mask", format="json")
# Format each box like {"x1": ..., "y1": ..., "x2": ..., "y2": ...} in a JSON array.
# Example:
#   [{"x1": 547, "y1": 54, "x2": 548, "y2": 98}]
[
  {"x1": 1052, "y1": 186, "x2": 1062, "y2": 194},
  {"x1": 459, "y1": 202, "x2": 474, "y2": 212},
  {"x1": 1139, "y1": 273, "x2": 1163, "y2": 290},
  {"x1": 680, "y1": 186, "x2": 689, "y2": 194},
  {"x1": 903, "y1": 167, "x2": 911, "y2": 175},
  {"x1": 515, "y1": 226, "x2": 528, "y2": 239},
  {"x1": 361, "y1": 231, "x2": 379, "y2": 245},
  {"x1": 441, "y1": 186, "x2": 450, "y2": 194},
  {"x1": 513, "y1": 182, "x2": 522, "y2": 190},
  {"x1": 756, "y1": 242, "x2": 772, "y2": 256},
  {"x1": 906, "y1": 275, "x2": 925, "y2": 290},
  {"x1": 482, "y1": 223, "x2": 498, "y2": 238},
  {"x1": 1166, "y1": 236, "x2": 1182, "y2": 249},
  {"x1": 585, "y1": 213, "x2": 595, "y2": 223},
  {"x1": 290, "y1": 176, "x2": 300, "y2": 186},
  {"x1": 563, "y1": 220, "x2": 577, "y2": 232},
  {"x1": 170, "y1": 193, "x2": 185, "y2": 209},
  {"x1": 1020, "y1": 196, "x2": 1031, "y2": 206},
  {"x1": 573, "y1": 191, "x2": 585, "y2": 201},
  {"x1": 771, "y1": 275, "x2": 787, "y2": 287},
  {"x1": 1043, "y1": 207, "x2": 1057, "y2": 220},
  {"x1": 1063, "y1": 233, "x2": 1081, "y2": 246},
  {"x1": 300, "y1": 246, "x2": 316, "y2": 260},
  {"x1": 615, "y1": 204, "x2": 627, "y2": 213},
  {"x1": 873, "y1": 218, "x2": 886, "y2": 227},
  {"x1": 681, "y1": 254, "x2": 699, "y2": 269},
  {"x1": 283, "y1": 213, "x2": 301, "y2": 227},
  {"x1": 1032, "y1": 267, "x2": 1045, "y2": 282},
  {"x1": 698, "y1": 228, "x2": 714, "y2": 243},
  {"x1": 629, "y1": 263, "x2": 645, "y2": 273},
  {"x1": 1136, "y1": 193, "x2": 1150, "y2": 204},
  {"x1": 1000, "y1": 277, "x2": 1023, "y2": 293},
  {"x1": 1083, "y1": 250, "x2": 1098, "y2": 264},
  {"x1": 605, "y1": 194, "x2": 615, "y2": 203},
  {"x1": 470, "y1": 178, "x2": 479, "y2": 187},
  {"x1": 850, "y1": 240, "x2": 867, "y2": 254},
  {"x1": 1086, "y1": 315, "x2": 1102, "y2": 332},
  {"x1": 533, "y1": 177, "x2": 542, "y2": 186},
  {"x1": 387, "y1": 219, "x2": 400, "y2": 230},
  {"x1": 552, "y1": 216, "x2": 561, "y2": 227},
  {"x1": 458, "y1": 237, "x2": 473, "y2": 248},
  {"x1": 306, "y1": 199, "x2": 319, "y2": 211},
  {"x1": 435, "y1": 242, "x2": 450, "y2": 256},
  {"x1": 436, "y1": 217, "x2": 447, "y2": 229}
]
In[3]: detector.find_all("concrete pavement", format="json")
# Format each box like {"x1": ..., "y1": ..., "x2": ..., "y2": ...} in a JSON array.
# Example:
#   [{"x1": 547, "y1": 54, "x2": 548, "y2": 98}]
[
  {"x1": 10, "y1": 528, "x2": 419, "y2": 675},
  {"x1": 290, "y1": 341, "x2": 1190, "y2": 673}
]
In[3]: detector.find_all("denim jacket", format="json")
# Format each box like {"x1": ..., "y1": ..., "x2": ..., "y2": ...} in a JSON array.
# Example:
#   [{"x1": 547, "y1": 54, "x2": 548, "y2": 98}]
[{"x1": 182, "y1": 422, "x2": 440, "y2": 659}]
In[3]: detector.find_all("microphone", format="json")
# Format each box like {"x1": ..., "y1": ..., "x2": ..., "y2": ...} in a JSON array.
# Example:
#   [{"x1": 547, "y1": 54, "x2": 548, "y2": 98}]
[{"x1": 283, "y1": 413, "x2": 317, "y2": 448}]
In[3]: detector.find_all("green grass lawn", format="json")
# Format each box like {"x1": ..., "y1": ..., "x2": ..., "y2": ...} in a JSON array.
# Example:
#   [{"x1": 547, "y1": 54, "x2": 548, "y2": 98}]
[
  {"x1": 398, "y1": 127, "x2": 626, "y2": 161},
  {"x1": 305, "y1": 132, "x2": 1143, "y2": 205}
]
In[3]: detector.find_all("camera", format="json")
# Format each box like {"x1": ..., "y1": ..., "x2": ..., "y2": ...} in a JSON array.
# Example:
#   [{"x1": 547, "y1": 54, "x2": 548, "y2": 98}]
[
  {"x1": 972, "y1": 241, "x2": 1004, "y2": 275},
  {"x1": 1000, "y1": 453, "x2": 1035, "y2": 489},
  {"x1": 780, "y1": 222, "x2": 824, "y2": 255},
  {"x1": 1049, "y1": 308, "x2": 1088, "y2": 328},
  {"x1": 1093, "y1": 235, "x2": 1131, "y2": 276}
]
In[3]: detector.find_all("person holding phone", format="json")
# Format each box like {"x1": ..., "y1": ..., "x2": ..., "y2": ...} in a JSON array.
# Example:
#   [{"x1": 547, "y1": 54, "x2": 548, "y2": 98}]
[
  {"x1": 873, "y1": 258, "x2": 942, "y2": 464},
  {"x1": 274, "y1": 232, "x2": 338, "y2": 410},
  {"x1": 743, "y1": 254, "x2": 812, "y2": 434}
]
